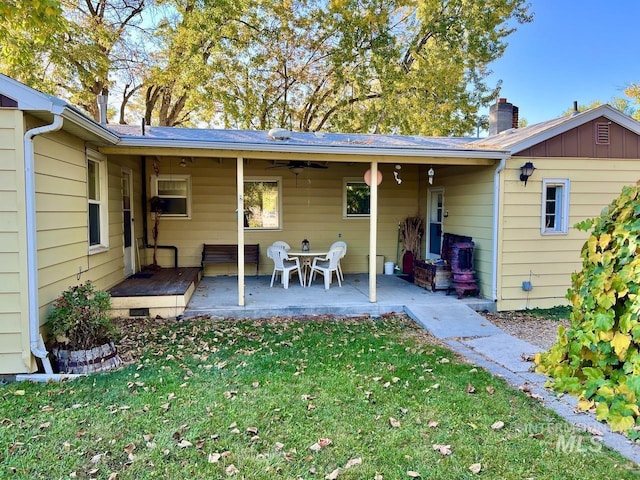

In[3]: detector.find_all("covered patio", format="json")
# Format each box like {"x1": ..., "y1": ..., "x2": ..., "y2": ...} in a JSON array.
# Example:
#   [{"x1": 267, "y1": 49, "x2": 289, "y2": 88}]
[{"x1": 108, "y1": 267, "x2": 493, "y2": 319}]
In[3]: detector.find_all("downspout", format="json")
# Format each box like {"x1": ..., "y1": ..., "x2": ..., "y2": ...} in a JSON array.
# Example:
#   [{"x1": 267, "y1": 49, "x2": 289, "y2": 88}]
[
  {"x1": 25, "y1": 115, "x2": 64, "y2": 362},
  {"x1": 491, "y1": 156, "x2": 508, "y2": 302}
]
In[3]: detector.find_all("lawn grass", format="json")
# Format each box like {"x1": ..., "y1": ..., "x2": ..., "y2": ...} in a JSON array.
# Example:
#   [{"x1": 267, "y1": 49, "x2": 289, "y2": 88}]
[{"x1": 1, "y1": 315, "x2": 637, "y2": 479}]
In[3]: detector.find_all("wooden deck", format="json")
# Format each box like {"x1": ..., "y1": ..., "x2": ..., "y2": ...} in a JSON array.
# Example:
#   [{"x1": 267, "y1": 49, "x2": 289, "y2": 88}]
[
  {"x1": 109, "y1": 267, "x2": 201, "y2": 297},
  {"x1": 108, "y1": 267, "x2": 202, "y2": 318}
]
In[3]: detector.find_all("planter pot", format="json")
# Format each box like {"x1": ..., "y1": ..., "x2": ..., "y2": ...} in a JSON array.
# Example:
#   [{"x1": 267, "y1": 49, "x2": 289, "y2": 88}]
[
  {"x1": 402, "y1": 251, "x2": 415, "y2": 277},
  {"x1": 52, "y1": 341, "x2": 122, "y2": 374}
]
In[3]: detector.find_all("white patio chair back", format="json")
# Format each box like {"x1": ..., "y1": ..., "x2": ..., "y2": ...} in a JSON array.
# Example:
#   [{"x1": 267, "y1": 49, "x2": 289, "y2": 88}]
[
  {"x1": 330, "y1": 241, "x2": 347, "y2": 281},
  {"x1": 272, "y1": 241, "x2": 291, "y2": 250},
  {"x1": 310, "y1": 245, "x2": 344, "y2": 289},
  {"x1": 269, "y1": 246, "x2": 304, "y2": 289}
]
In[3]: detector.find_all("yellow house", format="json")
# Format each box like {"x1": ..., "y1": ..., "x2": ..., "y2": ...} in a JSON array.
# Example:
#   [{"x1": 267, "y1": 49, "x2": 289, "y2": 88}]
[{"x1": 2, "y1": 74, "x2": 640, "y2": 375}]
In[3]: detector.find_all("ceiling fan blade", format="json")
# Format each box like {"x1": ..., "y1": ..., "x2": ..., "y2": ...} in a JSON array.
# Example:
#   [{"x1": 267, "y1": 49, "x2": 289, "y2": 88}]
[{"x1": 307, "y1": 162, "x2": 328, "y2": 169}]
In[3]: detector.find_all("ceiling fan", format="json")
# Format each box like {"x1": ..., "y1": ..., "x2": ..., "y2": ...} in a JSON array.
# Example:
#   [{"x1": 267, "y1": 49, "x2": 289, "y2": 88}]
[{"x1": 267, "y1": 160, "x2": 328, "y2": 175}]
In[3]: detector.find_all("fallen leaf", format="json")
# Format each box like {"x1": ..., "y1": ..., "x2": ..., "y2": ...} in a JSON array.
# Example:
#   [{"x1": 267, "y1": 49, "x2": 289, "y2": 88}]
[
  {"x1": 226, "y1": 464, "x2": 239, "y2": 476},
  {"x1": 469, "y1": 463, "x2": 482, "y2": 474},
  {"x1": 318, "y1": 438, "x2": 332, "y2": 447},
  {"x1": 432, "y1": 444, "x2": 452, "y2": 456},
  {"x1": 587, "y1": 426, "x2": 603, "y2": 436},
  {"x1": 486, "y1": 386, "x2": 495, "y2": 394},
  {"x1": 407, "y1": 471, "x2": 421, "y2": 478},
  {"x1": 427, "y1": 421, "x2": 439, "y2": 428},
  {"x1": 208, "y1": 452, "x2": 221, "y2": 463},
  {"x1": 389, "y1": 417, "x2": 401, "y2": 428},
  {"x1": 107, "y1": 473, "x2": 118, "y2": 480},
  {"x1": 177, "y1": 439, "x2": 193, "y2": 448},
  {"x1": 143, "y1": 433, "x2": 154, "y2": 442},
  {"x1": 13, "y1": 390, "x2": 25, "y2": 396},
  {"x1": 466, "y1": 384, "x2": 476, "y2": 394},
  {"x1": 345, "y1": 457, "x2": 362, "y2": 468},
  {"x1": 374, "y1": 474, "x2": 383, "y2": 480},
  {"x1": 325, "y1": 467, "x2": 341, "y2": 479},
  {"x1": 491, "y1": 421, "x2": 505, "y2": 431},
  {"x1": 246, "y1": 426, "x2": 258, "y2": 435},
  {"x1": 274, "y1": 442, "x2": 285, "y2": 451},
  {"x1": 123, "y1": 443, "x2": 136, "y2": 455}
]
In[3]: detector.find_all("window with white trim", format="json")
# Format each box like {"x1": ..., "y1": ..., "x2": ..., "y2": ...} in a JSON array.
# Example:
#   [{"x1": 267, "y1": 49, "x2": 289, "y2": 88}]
[
  {"x1": 151, "y1": 175, "x2": 192, "y2": 218},
  {"x1": 343, "y1": 178, "x2": 371, "y2": 217},
  {"x1": 88, "y1": 152, "x2": 109, "y2": 252},
  {"x1": 542, "y1": 179, "x2": 570, "y2": 235},
  {"x1": 244, "y1": 177, "x2": 281, "y2": 229}
]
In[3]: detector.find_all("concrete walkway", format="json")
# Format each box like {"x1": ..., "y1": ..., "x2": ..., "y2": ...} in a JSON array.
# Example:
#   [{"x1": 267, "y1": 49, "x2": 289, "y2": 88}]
[
  {"x1": 407, "y1": 302, "x2": 640, "y2": 466},
  {"x1": 185, "y1": 274, "x2": 640, "y2": 465}
]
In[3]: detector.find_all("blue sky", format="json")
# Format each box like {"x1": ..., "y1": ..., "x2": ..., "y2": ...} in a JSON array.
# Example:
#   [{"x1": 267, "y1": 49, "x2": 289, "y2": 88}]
[{"x1": 480, "y1": 0, "x2": 640, "y2": 126}]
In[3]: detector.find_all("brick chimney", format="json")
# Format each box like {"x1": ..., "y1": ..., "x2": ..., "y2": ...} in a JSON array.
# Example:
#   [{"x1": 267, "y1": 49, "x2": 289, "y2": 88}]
[{"x1": 489, "y1": 98, "x2": 519, "y2": 135}]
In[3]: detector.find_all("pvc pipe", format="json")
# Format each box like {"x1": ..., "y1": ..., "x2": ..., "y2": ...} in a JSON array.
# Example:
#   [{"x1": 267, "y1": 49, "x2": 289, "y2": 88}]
[
  {"x1": 491, "y1": 157, "x2": 507, "y2": 302},
  {"x1": 24, "y1": 115, "x2": 64, "y2": 364}
]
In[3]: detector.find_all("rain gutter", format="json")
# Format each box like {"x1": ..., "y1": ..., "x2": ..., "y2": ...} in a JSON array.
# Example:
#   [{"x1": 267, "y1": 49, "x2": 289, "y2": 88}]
[{"x1": 113, "y1": 137, "x2": 509, "y2": 160}]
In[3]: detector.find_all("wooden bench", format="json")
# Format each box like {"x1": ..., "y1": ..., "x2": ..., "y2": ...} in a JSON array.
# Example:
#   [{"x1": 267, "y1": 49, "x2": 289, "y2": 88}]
[{"x1": 201, "y1": 244, "x2": 260, "y2": 277}]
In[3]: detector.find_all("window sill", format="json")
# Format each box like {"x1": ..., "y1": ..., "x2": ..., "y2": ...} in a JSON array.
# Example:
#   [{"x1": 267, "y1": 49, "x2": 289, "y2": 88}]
[{"x1": 89, "y1": 245, "x2": 109, "y2": 255}]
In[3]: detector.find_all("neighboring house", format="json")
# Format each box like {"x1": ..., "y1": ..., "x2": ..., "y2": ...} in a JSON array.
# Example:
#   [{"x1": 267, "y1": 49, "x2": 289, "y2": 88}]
[{"x1": 1, "y1": 74, "x2": 639, "y2": 374}]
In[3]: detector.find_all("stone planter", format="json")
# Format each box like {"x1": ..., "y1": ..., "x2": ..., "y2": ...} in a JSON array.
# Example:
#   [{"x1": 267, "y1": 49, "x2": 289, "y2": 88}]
[{"x1": 52, "y1": 341, "x2": 122, "y2": 374}]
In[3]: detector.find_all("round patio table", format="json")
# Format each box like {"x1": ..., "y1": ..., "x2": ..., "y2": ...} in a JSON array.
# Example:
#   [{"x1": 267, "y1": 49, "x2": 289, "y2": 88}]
[{"x1": 287, "y1": 250, "x2": 328, "y2": 287}]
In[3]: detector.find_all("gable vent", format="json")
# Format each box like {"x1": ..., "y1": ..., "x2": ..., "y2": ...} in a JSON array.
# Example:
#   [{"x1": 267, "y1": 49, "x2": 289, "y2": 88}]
[{"x1": 595, "y1": 122, "x2": 610, "y2": 145}]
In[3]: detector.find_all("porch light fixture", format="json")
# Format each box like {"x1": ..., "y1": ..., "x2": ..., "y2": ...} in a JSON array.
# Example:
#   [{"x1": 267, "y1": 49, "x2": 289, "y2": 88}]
[
  {"x1": 519, "y1": 162, "x2": 535, "y2": 186},
  {"x1": 179, "y1": 158, "x2": 187, "y2": 167},
  {"x1": 428, "y1": 167, "x2": 435, "y2": 185}
]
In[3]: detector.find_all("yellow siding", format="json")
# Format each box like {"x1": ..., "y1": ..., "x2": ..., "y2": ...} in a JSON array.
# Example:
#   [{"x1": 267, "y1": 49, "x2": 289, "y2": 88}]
[
  {"x1": 0, "y1": 109, "x2": 30, "y2": 373},
  {"x1": 22, "y1": 121, "x2": 143, "y2": 366},
  {"x1": 435, "y1": 165, "x2": 496, "y2": 299},
  {"x1": 497, "y1": 156, "x2": 640, "y2": 311},
  {"x1": 145, "y1": 158, "x2": 420, "y2": 275}
]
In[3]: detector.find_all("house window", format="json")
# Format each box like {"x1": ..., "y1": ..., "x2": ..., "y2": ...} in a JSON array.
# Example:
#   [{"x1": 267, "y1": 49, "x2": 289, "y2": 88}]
[
  {"x1": 541, "y1": 179, "x2": 570, "y2": 235},
  {"x1": 151, "y1": 175, "x2": 191, "y2": 218},
  {"x1": 244, "y1": 178, "x2": 281, "y2": 229},
  {"x1": 87, "y1": 152, "x2": 109, "y2": 252},
  {"x1": 343, "y1": 178, "x2": 371, "y2": 217}
]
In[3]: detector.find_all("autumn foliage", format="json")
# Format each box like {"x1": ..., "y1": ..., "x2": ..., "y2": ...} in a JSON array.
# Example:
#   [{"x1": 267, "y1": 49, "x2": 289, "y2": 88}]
[{"x1": 536, "y1": 184, "x2": 640, "y2": 434}]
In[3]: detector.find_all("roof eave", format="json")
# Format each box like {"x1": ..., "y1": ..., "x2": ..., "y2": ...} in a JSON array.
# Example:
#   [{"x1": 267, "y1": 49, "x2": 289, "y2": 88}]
[
  {"x1": 508, "y1": 105, "x2": 640, "y2": 154},
  {"x1": 111, "y1": 137, "x2": 509, "y2": 160}
]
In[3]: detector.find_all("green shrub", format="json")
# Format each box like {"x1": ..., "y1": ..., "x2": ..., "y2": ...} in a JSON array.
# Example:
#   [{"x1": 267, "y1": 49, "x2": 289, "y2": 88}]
[
  {"x1": 535, "y1": 184, "x2": 640, "y2": 434},
  {"x1": 46, "y1": 282, "x2": 116, "y2": 351}
]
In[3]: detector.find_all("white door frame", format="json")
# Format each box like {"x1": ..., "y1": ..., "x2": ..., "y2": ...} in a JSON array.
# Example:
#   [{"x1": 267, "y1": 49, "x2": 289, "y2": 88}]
[
  {"x1": 426, "y1": 187, "x2": 445, "y2": 259},
  {"x1": 121, "y1": 168, "x2": 135, "y2": 276}
]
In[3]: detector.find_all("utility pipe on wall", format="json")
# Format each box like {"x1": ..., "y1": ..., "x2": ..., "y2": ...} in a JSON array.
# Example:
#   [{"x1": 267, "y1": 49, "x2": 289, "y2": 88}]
[{"x1": 24, "y1": 115, "x2": 63, "y2": 367}]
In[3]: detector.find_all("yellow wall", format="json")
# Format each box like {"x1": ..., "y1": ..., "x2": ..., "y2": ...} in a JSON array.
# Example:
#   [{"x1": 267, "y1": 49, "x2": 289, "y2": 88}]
[
  {"x1": 0, "y1": 116, "x2": 143, "y2": 374},
  {"x1": 142, "y1": 157, "x2": 421, "y2": 275},
  {"x1": 0, "y1": 109, "x2": 31, "y2": 373},
  {"x1": 498, "y1": 156, "x2": 640, "y2": 311},
  {"x1": 432, "y1": 165, "x2": 496, "y2": 298}
]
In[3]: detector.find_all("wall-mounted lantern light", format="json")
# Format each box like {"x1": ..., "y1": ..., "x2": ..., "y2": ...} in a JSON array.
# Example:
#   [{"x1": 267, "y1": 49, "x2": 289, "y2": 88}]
[
  {"x1": 427, "y1": 167, "x2": 435, "y2": 185},
  {"x1": 519, "y1": 162, "x2": 535, "y2": 186}
]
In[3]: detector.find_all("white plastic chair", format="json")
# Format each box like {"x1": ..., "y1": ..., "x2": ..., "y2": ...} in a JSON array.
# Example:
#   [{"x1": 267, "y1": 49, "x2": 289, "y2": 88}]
[
  {"x1": 272, "y1": 241, "x2": 291, "y2": 250},
  {"x1": 330, "y1": 241, "x2": 347, "y2": 281},
  {"x1": 268, "y1": 246, "x2": 304, "y2": 289},
  {"x1": 310, "y1": 246, "x2": 344, "y2": 289}
]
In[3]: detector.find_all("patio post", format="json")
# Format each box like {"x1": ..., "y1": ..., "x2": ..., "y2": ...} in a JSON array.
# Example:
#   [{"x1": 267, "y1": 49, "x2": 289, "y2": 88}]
[
  {"x1": 369, "y1": 160, "x2": 378, "y2": 303},
  {"x1": 237, "y1": 156, "x2": 245, "y2": 306}
]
